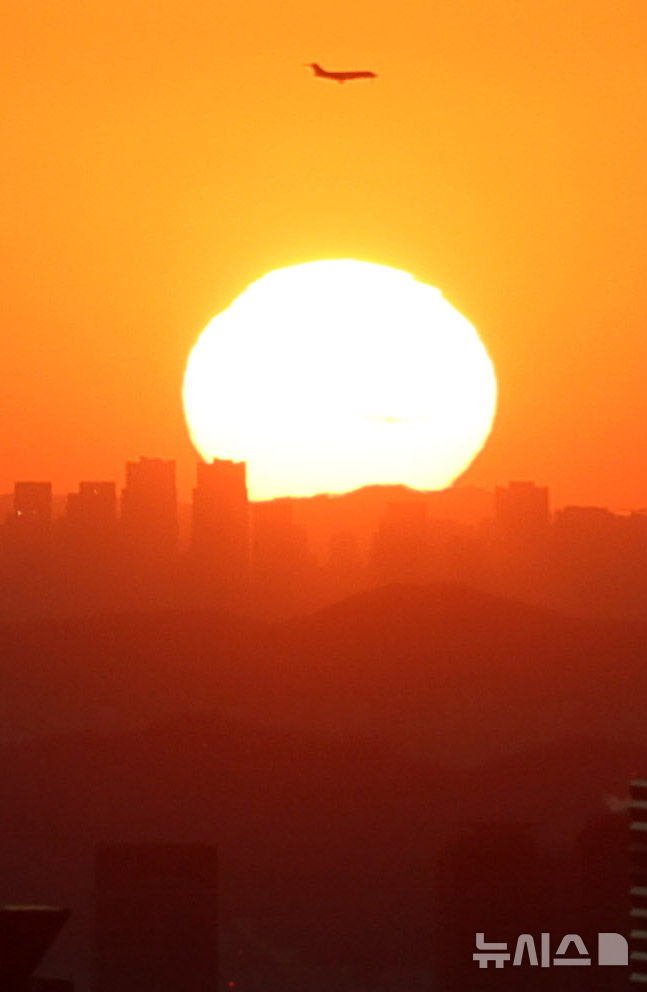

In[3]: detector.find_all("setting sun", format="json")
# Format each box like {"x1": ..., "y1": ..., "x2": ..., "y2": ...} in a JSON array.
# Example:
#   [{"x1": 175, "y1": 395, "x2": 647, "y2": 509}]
[{"x1": 183, "y1": 260, "x2": 497, "y2": 500}]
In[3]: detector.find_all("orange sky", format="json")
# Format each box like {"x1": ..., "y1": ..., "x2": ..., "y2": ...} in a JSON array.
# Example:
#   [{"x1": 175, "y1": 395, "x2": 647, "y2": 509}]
[{"x1": 2, "y1": 0, "x2": 646, "y2": 508}]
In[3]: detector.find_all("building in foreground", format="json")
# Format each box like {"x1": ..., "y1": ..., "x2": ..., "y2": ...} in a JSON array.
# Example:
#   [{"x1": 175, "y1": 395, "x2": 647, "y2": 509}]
[
  {"x1": 95, "y1": 842, "x2": 218, "y2": 992},
  {"x1": 0, "y1": 905, "x2": 72, "y2": 992},
  {"x1": 630, "y1": 778, "x2": 647, "y2": 983}
]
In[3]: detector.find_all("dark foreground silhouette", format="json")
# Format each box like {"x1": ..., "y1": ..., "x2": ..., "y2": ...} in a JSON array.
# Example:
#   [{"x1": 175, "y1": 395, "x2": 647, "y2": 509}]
[{"x1": 1, "y1": 584, "x2": 639, "y2": 990}]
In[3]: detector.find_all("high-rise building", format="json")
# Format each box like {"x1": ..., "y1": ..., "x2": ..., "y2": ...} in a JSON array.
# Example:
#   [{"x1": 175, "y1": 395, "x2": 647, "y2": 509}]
[
  {"x1": 3, "y1": 482, "x2": 53, "y2": 558},
  {"x1": 370, "y1": 500, "x2": 431, "y2": 583},
  {"x1": 251, "y1": 500, "x2": 314, "y2": 615},
  {"x1": 251, "y1": 500, "x2": 310, "y2": 582},
  {"x1": 553, "y1": 505, "x2": 618, "y2": 542},
  {"x1": 121, "y1": 458, "x2": 178, "y2": 559},
  {"x1": 67, "y1": 482, "x2": 116, "y2": 527},
  {"x1": 0, "y1": 905, "x2": 71, "y2": 992},
  {"x1": 65, "y1": 482, "x2": 117, "y2": 550},
  {"x1": 551, "y1": 506, "x2": 629, "y2": 616},
  {"x1": 494, "y1": 481, "x2": 550, "y2": 544},
  {"x1": 57, "y1": 481, "x2": 120, "y2": 611},
  {"x1": 433, "y1": 823, "x2": 551, "y2": 991},
  {"x1": 490, "y1": 482, "x2": 551, "y2": 597},
  {"x1": 95, "y1": 843, "x2": 218, "y2": 992},
  {"x1": 190, "y1": 459, "x2": 249, "y2": 598},
  {"x1": 629, "y1": 778, "x2": 647, "y2": 983},
  {"x1": 13, "y1": 482, "x2": 53, "y2": 524}
]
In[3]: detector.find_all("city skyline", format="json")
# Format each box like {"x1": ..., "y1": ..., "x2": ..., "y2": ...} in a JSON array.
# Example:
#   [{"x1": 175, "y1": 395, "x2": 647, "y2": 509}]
[
  {"x1": 1, "y1": 457, "x2": 647, "y2": 627},
  {"x1": 2, "y1": 1, "x2": 645, "y2": 988},
  {"x1": 3, "y1": 1, "x2": 647, "y2": 509},
  {"x1": 4, "y1": 454, "x2": 647, "y2": 514}
]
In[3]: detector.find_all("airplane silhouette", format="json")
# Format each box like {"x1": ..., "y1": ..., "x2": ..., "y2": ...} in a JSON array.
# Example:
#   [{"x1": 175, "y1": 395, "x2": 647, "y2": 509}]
[{"x1": 304, "y1": 62, "x2": 377, "y2": 83}]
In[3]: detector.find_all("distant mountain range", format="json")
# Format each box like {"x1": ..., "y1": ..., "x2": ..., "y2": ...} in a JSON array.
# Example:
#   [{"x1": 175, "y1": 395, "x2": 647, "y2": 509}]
[{"x1": 1, "y1": 582, "x2": 645, "y2": 761}]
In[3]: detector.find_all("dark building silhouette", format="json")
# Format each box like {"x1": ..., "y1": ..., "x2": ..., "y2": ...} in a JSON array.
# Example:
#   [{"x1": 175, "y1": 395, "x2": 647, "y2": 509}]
[
  {"x1": 570, "y1": 809, "x2": 629, "y2": 989},
  {"x1": 66, "y1": 483, "x2": 116, "y2": 539},
  {"x1": 119, "y1": 459, "x2": 178, "y2": 608},
  {"x1": 371, "y1": 499, "x2": 480, "y2": 588},
  {"x1": 62, "y1": 482, "x2": 117, "y2": 561},
  {"x1": 553, "y1": 505, "x2": 620, "y2": 561},
  {"x1": 190, "y1": 459, "x2": 249, "y2": 604},
  {"x1": 0, "y1": 905, "x2": 71, "y2": 992},
  {"x1": 13, "y1": 482, "x2": 53, "y2": 524},
  {"x1": 4, "y1": 463, "x2": 647, "y2": 621},
  {"x1": 121, "y1": 458, "x2": 178, "y2": 558},
  {"x1": 121, "y1": 458, "x2": 178, "y2": 551},
  {"x1": 494, "y1": 481, "x2": 549, "y2": 545},
  {"x1": 0, "y1": 482, "x2": 56, "y2": 615},
  {"x1": 370, "y1": 500, "x2": 431, "y2": 584},
  {"x1": 551, "y1": 506, "x2": 634, "y2": 616},
  {"x1": 630, "y1": 778, "x2": 647, "y2": 983},
  {"x1": 322, "y1": 529, "x2": 364, "y2": 596},
  {"x1": 488, "y1": 482, "x2": 551, "y2": 599},
  {"x1": 95, "y1": 843, "x2": 218, "y2": 992},
  {"x1": 4, "y1": 482, "x2": 53, "y2": 556},
  {"x1": 251, "y1": 499, "x2": 314, "y2": 615},
  {"x1": 575, "y1": 809, "x2": 628, "y2": 928},
  {"x1": 56, "y1": 482, "x2": 120, "y2": 613},
  {"x1": 433, "y1": 822, "x2": 555, "y2": 991},
  {"x1": 311, "y1": 528, "x2": 370, "y2": 610}
]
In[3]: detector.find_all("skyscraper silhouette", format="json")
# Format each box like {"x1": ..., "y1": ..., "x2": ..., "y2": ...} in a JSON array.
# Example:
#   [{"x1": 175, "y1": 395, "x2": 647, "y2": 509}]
[
  {"x1": 119, "y1": 458, "x2": 178, "y2": 606},
  {"x1": 490, "y1": 482, "x2": 551, "y2": 598},
  {"x1": 251, "y1": 499, "x2": 314, "y2": 615},
  {"x1": 1, "y1": 482, "x2": 55, "y2": 613},
  {"x1": 65, "y1": 482, "x2": 117, "y2": 552},
  {"x1": 630, "y1": 778, "x2": 647, "y2": 983},
  {"x1": 58, "y1": 481, "x2": 120, "y2": 613},
  {"x1": 190, "y1": 459, "x2": 249, "y2": 604},
  {"x1": 0, "y1": 905, "x2": 71, "y2": 992},
  {"x1": 95, "y1": 843, "x2": 218, "y2": 992},
  {"x1": 4, "y1": 482, "x2": 53, "y2": 556},
  {"x1": 370, "y1": 499, "x2": 431, "y2": 584},
  {"x1": 121, "y1": 458, "x2": 178, "y2": 557},
  {"x1": 494, "y1": 482, "x2": 549, "y2": 546}
]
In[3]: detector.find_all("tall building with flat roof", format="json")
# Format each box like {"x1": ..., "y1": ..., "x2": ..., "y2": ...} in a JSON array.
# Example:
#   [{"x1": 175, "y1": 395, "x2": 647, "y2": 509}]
[
  {"x1": 13, "y1": 482, "x2": 53, "y2": 524},
  {"x1": 190, "y1": 459, "x2": 249, "y2": 601},
  {"x1": 121, "y1": 458, "x2": 178, "y2": 559},
  {"x1": 3, "y1": 482, "x2": 53, "y2": 559},
  {"x1": 490, "y1": 482, "x2": 551, "y2": 597},
  {"x1": 630, "y1": 778, "x2": 647, "y2": 983},
  {"x1": 67, "y1": 482, "x2": 116, "y2": 527},
  {"x1": 95, "y1": 843, "x2": 218, "y2": 992},
  {"x1": 251, "y1": 499, "x2": 314, "y2": 614},
  {"x1": 494, "y1": 481, "x2": 550, "y2": 543},
  {"x1": 0, "y1": 905, "x2": 71, "y2": 992},
  {"x1": 58, "y1": 481, "x2": 120, "y2": 611},
  {"x1": 370, "y1": 500, "x2": 431, "y2": 583},
  {"x1": 65, "y1": 482, "x2": 117, "y2": 551}
]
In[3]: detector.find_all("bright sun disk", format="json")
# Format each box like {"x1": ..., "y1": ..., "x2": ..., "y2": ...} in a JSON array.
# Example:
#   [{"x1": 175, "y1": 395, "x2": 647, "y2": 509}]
[{"x1": 183, "y1": 260, "x2": 497, "y2": 500}]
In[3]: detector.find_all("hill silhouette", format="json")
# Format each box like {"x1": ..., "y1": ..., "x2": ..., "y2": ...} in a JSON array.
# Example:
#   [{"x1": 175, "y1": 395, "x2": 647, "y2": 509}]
[{"x1": 1, "y1": 583, "x2": 645, "y2": 761}]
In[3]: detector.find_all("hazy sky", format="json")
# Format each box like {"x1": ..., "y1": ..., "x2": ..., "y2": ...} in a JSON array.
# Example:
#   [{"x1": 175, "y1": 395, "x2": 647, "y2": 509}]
[{"x1": 2, "y1": 0, "x2": 646, "y2": 507}]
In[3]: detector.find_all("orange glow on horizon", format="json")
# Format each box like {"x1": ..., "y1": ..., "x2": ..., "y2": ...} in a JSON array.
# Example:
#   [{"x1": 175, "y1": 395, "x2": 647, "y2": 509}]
[
  {"x1": 1, "y1": 1, "x2": 647, "y2": 508},
  {"x1": 182, "y1": 260, "x2": 497, "y2": 500}
]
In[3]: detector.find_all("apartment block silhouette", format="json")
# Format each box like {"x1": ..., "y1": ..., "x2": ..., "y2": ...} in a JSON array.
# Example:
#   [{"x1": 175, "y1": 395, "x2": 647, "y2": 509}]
[{"x1": 95, "y1": 843, "x2": 218, "y2": 992}]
